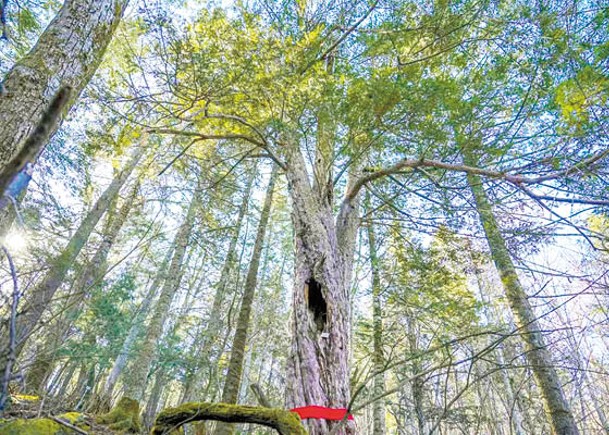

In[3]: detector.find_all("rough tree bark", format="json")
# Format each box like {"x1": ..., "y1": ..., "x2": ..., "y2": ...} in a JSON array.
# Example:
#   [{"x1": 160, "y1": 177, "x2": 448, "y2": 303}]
[
  {"x1": 463, "y1": 146, "x2": 580, "y2": 435},
  {"x1": 25, "y1": 179, "x2": 140, "y2": 393},
  {"x1": 0, "y1": 0, "x2": 130, "y2": 239},
  {"x1": 122, "y1": 179, "x2": 201, "y2": 401},
  {"x1": 0, "y1": 146, "x2": 144, "y2": 382},
  {"x1": 214, "y1": 165, "x2": 277, "y2": 435},
  {"x1": 366, "y1": 217, "x2": 386, "y2": 435},
  {"x1": 283, "y1": 143, "x2": 359, "y2": 435},
  {"x1": 0, "y1": 0, "x2": 129, "y2": 169}
]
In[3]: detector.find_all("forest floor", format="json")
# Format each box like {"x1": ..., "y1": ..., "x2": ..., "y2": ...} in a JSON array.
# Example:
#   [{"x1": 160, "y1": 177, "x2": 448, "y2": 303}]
[{"x1": 0, "y1": 394, "x2": 120, "y2": 434}]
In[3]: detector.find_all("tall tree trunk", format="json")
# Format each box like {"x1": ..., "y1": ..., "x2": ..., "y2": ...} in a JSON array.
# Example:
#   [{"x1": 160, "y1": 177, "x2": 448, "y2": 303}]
[
  {"x1": 463, "y1": 147, "x2": 579, "y2": 435},
  {"x1": 122, "y1": 180, "x2": 201, "y2": 402},
  {"x1": 0, "y1": 0, "x2": 129, "y2": 169},
  {"x1": 471, "y1": 257, "x2": 527, "y2": 435},
  {"x1": 0, "y1": 146, "x2": 144, "y2": 384},
  {"x1": 181, "y1": 170, "x2": 254, "y2": 403},
  {"x1": 284, "y1": 145, "x2": 359, "y2": 435},
  {"x1": 25, "y1": 179, "x2": 139, "y2": 393},
  {"x1": 366, "y1": 217, "x2": 386, "y2": 435},
  {"x1": 0, "y1": 0, "x2": 130, "y2": 238},
  {"x1": 214, "y1": 166, "x2": 277, "y2": 435},
  {"x1": 101, "y1": 248, "x2": 173, "y2": 402}
]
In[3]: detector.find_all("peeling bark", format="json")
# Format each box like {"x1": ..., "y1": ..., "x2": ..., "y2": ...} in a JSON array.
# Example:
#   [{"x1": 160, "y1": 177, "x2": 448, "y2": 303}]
[{"x1": 283, "y1": 145, "x2": 359, "y2": 435}]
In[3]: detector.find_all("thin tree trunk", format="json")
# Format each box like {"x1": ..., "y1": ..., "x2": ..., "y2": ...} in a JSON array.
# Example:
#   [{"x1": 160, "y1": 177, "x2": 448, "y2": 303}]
[
  {"x1": 555, "y1": 306, "x2": 609, "y2": 434},
  {"x1": 181, "y1": 170, "x2": 255, "y2": 403},
  {"x1": 0, "y1": 0, "x2": 129, "y2": 169},
  {"x1": 471, "y1": 258, "x2": 527, "y2": 435},
  {"x1": 122, "y1": 180, "x2": 201, "y2": 402},
  {"x1": 407, "y1": 315, "x2": 425, "y2": 435},
  {"x1": 366, "y1": 217, "x2": 386, "y2": 435},
  {"x1": 54, "y1": 361, "x2": 78, "y2": 399},
  {"x1": 214, "y1": 166, "x2": 277, "y2": 435},
  {"x1": 25, "y1": 179, "x2": 139, "y2": 393},
  {"x1": 0, "y1": 146, "x2": 144, "y2": 382},
  {"x1": 144, "y1": 370, "x2": 166, "y2": 429},
  {"x1": 101, "y1": 248, "x2": 173, "y2": 402},
  {"x1": 463, "y1": 146, "x2": 579, "y2": 435}
]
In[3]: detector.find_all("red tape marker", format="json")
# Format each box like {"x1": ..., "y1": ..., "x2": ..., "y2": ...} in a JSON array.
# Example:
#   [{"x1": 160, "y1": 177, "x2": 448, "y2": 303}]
[{"x1": 290, "y1": 406, "x2": 354, "y2": 421}]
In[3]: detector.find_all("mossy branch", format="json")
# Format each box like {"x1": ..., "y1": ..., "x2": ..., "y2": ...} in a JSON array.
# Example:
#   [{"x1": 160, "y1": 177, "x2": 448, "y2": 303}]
[{"x1": 151, "y1": 402, "x2": 307, "y2": 435}]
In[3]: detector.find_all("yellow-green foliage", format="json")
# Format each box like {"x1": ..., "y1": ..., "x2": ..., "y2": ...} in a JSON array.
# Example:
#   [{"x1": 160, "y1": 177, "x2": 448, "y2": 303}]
[
  {"x1": 96, "y1": 396, "x2": 141, "y2": 433},
  {"x1": 11, "y1": 394, "x2": 40, "y2": 403},
  {"x1": 555, "y1": 66, "x2": 609, "y2": 130}
]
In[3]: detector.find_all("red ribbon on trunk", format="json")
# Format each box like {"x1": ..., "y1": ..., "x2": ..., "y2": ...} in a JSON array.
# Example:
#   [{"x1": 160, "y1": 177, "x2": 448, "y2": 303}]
[{"x1": 290, "y1": 406, "x2": 354, "y2": 421}]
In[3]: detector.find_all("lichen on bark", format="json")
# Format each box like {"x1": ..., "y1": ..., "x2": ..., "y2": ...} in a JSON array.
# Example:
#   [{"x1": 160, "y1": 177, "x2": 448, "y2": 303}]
[{"x1": 0, "y1": 0, "x2": 129, "y2": 170}]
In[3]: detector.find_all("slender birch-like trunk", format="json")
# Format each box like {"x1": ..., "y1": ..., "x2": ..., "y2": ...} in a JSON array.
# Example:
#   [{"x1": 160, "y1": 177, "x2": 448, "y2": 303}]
[
  {"x1": 406, "y1": 314, "x2": 426, "y2": 435},
  {"x1": 463, "y1": 146, "x2": 579, "y2": 435},
  {"x1": 101, "y1": 248, "x2": 172, "y2": 402},
  {"x1": 143, "y1": 370, "x2": 166, "y2": 429},
  {"x1": 366, "y1": 217, "x2": 386, "y2": 435},
  {"x1": 214, "y1": 166, "x2": 277, "y2": 435}
]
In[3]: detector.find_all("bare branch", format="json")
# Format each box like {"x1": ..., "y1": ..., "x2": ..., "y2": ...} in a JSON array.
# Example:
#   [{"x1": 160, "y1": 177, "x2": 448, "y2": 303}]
[{"x1": 345, "y1": 149, "x2": 609, "y2": 202}]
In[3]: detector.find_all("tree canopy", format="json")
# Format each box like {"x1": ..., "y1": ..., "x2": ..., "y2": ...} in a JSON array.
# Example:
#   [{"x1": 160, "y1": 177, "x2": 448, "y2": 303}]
[{"x1": 0, "y1": 0, "x2": 608, "y2": 434}]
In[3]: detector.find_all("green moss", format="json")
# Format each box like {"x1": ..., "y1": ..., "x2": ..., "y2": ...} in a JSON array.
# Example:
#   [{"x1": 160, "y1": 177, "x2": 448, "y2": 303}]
[
  {"x1": 152, "y1": 402, "x2": 306, "y2": 435},
  {"x1": 96, "y1": 396, "x2": 141, "y2": 433},
  {"x1": 0, "y1": 418, "x2": 63, "y2": 434},
  {"x1": 0, "y1": 411, "x2": 92, "y2": 434},
  {"x1": 11, "y1": 394, "x2": 40, "y2": 403},
  {"x1": 57, "y1": 412, "x2": 89, "y2": 430}
]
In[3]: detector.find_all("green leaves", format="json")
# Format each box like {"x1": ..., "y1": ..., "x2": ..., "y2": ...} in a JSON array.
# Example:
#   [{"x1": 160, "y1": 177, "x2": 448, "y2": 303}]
[
  {"x1": 389, "y1": 228, "x2": 480, "y2": 332},
  {"x1": 555, "y1": 66, "x2": 609, "y2": 131}
]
